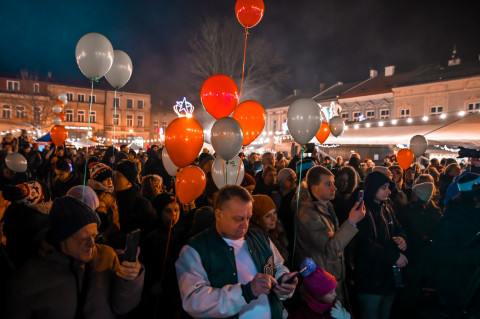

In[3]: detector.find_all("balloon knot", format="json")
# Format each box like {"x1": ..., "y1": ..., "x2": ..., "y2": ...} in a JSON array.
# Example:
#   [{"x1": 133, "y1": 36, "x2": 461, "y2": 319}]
[{"x1": 244, "y1": 27, "x2": 249, "y2": 35}]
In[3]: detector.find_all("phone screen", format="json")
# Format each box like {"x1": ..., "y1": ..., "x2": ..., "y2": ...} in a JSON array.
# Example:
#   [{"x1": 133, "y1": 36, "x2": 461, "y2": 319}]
[{"x1": 358, "y1": 190, "x2": 364, "y2": 205}]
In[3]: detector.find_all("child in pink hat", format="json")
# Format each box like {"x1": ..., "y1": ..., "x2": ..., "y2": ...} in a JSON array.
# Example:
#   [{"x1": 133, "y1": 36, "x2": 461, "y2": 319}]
[{"x1": 289, "y1": 266, "x2": 352, "y2": 318}]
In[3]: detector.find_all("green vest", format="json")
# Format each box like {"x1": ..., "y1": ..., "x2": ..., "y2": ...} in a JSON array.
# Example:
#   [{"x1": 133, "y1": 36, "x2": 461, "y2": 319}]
[{"x1": 188, "y1": 227, "x2": 284, "y2": 319}]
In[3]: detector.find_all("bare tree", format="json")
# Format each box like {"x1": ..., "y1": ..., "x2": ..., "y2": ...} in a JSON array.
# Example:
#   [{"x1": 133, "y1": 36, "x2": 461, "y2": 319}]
[
  {"x1": 1, "y1": 70, "x2": 56, "y2": 133},
  {"x1": 188, "y1": 17, "x2": 289, "y2": 103}
]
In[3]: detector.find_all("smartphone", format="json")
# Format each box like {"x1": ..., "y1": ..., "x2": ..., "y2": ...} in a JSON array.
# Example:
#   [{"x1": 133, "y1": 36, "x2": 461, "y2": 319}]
[
  {"x1": 124, "y1": 229, "x2": 141, "y2": 262},
  {"x1": 284, "y1": 272, "x2": 302, "y2": 284},
  {"x1": 358, "y1": 190, "x2": 364, "y2": 206}
]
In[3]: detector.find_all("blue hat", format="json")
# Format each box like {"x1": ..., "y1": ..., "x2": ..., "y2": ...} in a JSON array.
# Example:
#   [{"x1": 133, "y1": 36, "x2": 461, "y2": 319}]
[{"x1": 296, "y1": 159, "x2": 315, "y2": 177}]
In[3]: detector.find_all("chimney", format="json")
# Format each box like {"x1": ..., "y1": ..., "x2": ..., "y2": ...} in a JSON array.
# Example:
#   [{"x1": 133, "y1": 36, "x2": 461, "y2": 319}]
[
  {"x1": 370, "y1": 69, "x2": 378, "y2": 78},
  {"x1": 385, "y1": 65, "x2": 395, "y2": 76},
  {"x1": 293, "y1": 89, "x2": 302, "y2": 96},
  {"x1": 319, "y1": 83, "x2": 325, "y2": 92},
  {"x1": 448, "y1": 45, "x2": 461, "y2": 66}
]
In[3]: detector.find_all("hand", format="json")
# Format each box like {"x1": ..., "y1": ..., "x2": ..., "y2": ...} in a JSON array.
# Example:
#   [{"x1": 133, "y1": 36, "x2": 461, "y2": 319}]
[
  {"x1": 273, "y1": 272, "x2": 298, "y2": 296},
  {"x1": 330, "y1": 300, "x2": 351, "y2": 319},
  {"x1": 116, "y1": 247, "x2": 141, "y2": 280},
  {"x1": 348, "y1": 201, "x2": 366, "y2": 225},
  {"x1": 395, "y1": 253, "x2": 408, "y2": 268},
  {"x1": 393, "y1": 236, "x2": 407, "y2": 251},
  {"x1": 251, "y1": 273, "x2": 276, "y2": 297}
]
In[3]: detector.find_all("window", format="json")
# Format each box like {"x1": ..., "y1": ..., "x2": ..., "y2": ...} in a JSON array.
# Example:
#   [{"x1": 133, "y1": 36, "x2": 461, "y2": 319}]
[
  {"x1": 400, "y1": 109, "x2": 410, "y2": 118},
  {"x1": 353, "y1": 112, "x2": 360, "y2": 121},
  {"x1": 127, "y1": 99, "x2": 133, "y2": 108},
  {"x1": 113, "y1": 113, "x2": 120, "y2": 126},
  {"x1": 137, "y1": 115, "x2": 144, "y2": 127},
  {"x1": 66, "y1": 110, "x2": 74, "y2": 122},
  {"x1": 16, "y1": 106, "x2": 25, "y2": 118},
  {"x1": 67, "y1": 93, "x2": 74, "y2": 101},
  {"x1": 468, "y1": 102, "x2": 480, "y2": 113},
  {"x1": 127, "y1": 114, "x2": 133, "y2": 127},
  {"x1": 162, "y1": 121, "x2": 167, "y2": 133},
  {"x1": 153, "y1": 120, "x2": 159, "y2": 128},
  {"x1": 33, "y1": 83, "x2": 39, "y2": 93},
  {"x1": 138, "y1": 100, "x2": 144, "y2": 109},
  {"x1": 341, "y1": 113, "x2": 349, "y2": 120},
  {"x1": 34, "y1": 106, "x2": 42, "y2": 121},
  {"x1": 89, "y1": 95, "x2": 96, "y2": 103},
  {"x1": 89, "y1": 111, "x2": 96, "y2": 123},
  {"x1": 366, "y1": 110, "x2": 375, "y2": 119},
  {"x1": 380, "y1": 109, "x2": 390, "y2": 119},
  {"x1": 113, "y1": 97, "x2": 120, "y2": 107},
  {"x1": 2, "y1": 105, "x2": 11, "y2": 119},
  {"x1": 7, "y1": 81, "x2": 19, "y2": 91},
  {"x1": 78, "y1": 94, "x2": 85, "y2": 102},
  {"x1": 430, "y1": 106, "x2": 443, "y2": 116},
  {"x1": 273, "y1": 120, "x2": 277, "y2": 131},
  {"x1": 77, "y1": 110, "x2": 85, "y2": 122}
]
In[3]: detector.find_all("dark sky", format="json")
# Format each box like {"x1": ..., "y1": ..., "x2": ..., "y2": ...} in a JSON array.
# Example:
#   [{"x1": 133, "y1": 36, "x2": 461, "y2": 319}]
[{"x1": 1, "y1": 0, "x2": 479, "y2": 109}]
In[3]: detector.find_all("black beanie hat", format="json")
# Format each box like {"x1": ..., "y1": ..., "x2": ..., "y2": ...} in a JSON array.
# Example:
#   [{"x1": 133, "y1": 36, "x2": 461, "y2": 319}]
[
  {"x1": 115, "y1": 160, "x2": 138, "y2": 185},
  {"x1": 363, "y1": 171, "x2": 394, "y2": 204},
  {"x1": 49, "y1": 196, "x2": 101, "y2": 243},
  {"x1": 152, "y1": 192, "x2": 176, "y2": 215}
]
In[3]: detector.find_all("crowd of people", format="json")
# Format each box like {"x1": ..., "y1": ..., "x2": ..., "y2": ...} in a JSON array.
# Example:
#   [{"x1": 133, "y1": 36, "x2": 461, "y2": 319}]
[{"x1": 1, "y1": 130, "x2": 480, "y2": 319}]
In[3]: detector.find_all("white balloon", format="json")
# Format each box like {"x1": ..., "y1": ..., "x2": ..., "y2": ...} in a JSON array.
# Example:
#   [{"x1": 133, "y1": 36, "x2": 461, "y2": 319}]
[
  {"x1": 105, "y1": 50, "x2": 133, "y2": 89},
  {"x1": 162, "y1": 147, "x2": 179, "y2": 177},
  {"x1": 53, "y1": 116, "x2": 62, "y2": 125},
  {"x1": 211, "y1": 117, "x2": 243, "y2": 161},
  {"x1": 287, "y1": 98, "x2": 322, "y2": 145},
  {"x1": 409, "y1": 135, "x2": 428, "y2": 157},
  {"x1": 75, "y1": 32, "x2": 114, "y2": 80},
  {"x1": 329, "y1": 116, "x2": 345, "y2": 137},
  {"x1": 53, "y1": 105, "x2": 62, "y2": 114},
  {"x1": 59, "y1": 93, "x2": 68, "y2": 105},
  {"x1": 5, "y1": 153, "x2": 27, "y2": 173},
  {"x1": 211, "y1": 156, "x2": 244, "y2": 188}
]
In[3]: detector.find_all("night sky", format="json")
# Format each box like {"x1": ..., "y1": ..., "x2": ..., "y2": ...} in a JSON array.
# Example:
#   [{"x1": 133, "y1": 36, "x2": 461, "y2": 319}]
[{"x1": 1, "y1": 0, "x2": 479, "y2": 109}]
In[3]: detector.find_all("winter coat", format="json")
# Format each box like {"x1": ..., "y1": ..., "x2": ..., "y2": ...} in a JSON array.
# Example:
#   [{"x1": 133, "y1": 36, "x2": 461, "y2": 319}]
[
  {"x1": 115, "y1": 184, "x2": 159, "y2": 237},
  {"x1": 294, "y1": 185, "x2": 358, "y2": 302},
  {"x1": 6, "y1": 243, "x2": 144, "y2": 319},
  {"x1": 354, "y1": 200, "x2": 406, "y2": 295},
  {"x1": 51, "y1": 174, "x2": 81, "y2": 199}
]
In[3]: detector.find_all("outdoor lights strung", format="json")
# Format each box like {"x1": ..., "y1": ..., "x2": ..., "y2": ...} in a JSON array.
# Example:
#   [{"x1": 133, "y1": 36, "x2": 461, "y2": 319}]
[
  {"x1": 365, "y1": 123, "x2": 371, "y2": 128},
  {"x1": 391, "y1": 119, "x2": 398, "y2": 125},
  {"x1": 422, "y1": 116, "x2": 428, "y2": 121},
  {"x1": 354, "y1": 124, "x2": 359, "y2": 129},
  {"x1": 407, "y1": 118, "x2": 413, "y2": 123},
  {"x1": 459, "y1": 111, "x2": 465, "y2": 116},
  {"x1": 378, "y1": 122, "x2": 384, "y2": 127},
  {"x1": 440, "y1": 114, "x2": 447, "y2": 119}
]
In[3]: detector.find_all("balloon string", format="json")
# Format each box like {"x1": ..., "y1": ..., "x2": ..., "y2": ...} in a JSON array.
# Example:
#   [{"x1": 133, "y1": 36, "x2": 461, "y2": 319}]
[
  {"x1": 239, "y1": 27, "x2": 249, "y2": 101},
  {"x1": 224, "y1": 160, "x2": 228, "y2": 185},
  {"x1": 291, "y1": 146, "x2": 305, "y2": 268},
  {"x1": 235, "y1": 159, "x2": 242, "y2": 185},
  {"x1": 82, "y1": 80, "x2": 95, "y2": 201},
  {"x1": 112, "y1": 89, "x2": 118, "y2": 182}
]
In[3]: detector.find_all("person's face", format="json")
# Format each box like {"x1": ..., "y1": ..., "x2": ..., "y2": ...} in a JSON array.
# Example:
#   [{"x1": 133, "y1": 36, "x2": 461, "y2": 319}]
[
  {"x1": 282, "y1": 173, "x2": 297, "y2": 192},
  {"x1": 101, "y1": 177, "x2": 113, "y2": 189},
  {"x1": 160, "y1": 202, "x2": 180, "y2": 228},
  {"x1": 60, "y1": 223, "x2": 98, "y2": 263},
  {"x1": 55, "y1": 169, "x2": 70, "y2": 182},
  {"x1": 113, "y1": 171, "x2": 131, "y2": 192},
  {"x1": 406, "y1": 168, "x2": 415, "y2": 181},
  {"x1": 260, "y1": 209, "x2": 277, "y2": 232},
  {"x1": 4, "y1": 145, "x2": 12, "y2": 153},
  {"x1": 391, "y1": 170, "x2": 403, "y2": 183},
  {"x1": 249, "y1": 154, "x2": 258, "y2": 163},
  {"x1": 337, "y1": 157, "x2": 343, "y2": 165},
  {"x1": 335, "y1": 173, "x2": 349, "y2": 193},
  {"x1": 319, "y1": 288, "x2": 337, "y2": 305},
  {"x1": 128, "y1": 153, "x2": 135, "y2": 160},
  {"x1": 263, "y1": 154, "x2": 275, "y2": 167},
  {"x1": 449, "y1": 165, "x2": 461, "y2": 177},
  {"x1": 3, "y1": 167, "x2": 15, "y2": 179},
  {"x1": 57, "y1": 149, "x2": 64, "y2": 157},
  {"x1": 151, "y1": 180, "x2": 163, "y2": 196},
  {"x1": 152, "y1": 146, "x2": 158, "y2": 152},
  {"x1": 311, "y1": 175, "x2": 337, "y2": 202},
  {"x1": 375, "y1": 182, "x2": 392, "y2": 202},
  {"x1": 471, "y1": 158, "x2": 480, "y2": 168},
  {"x1": 201, "y1": 160, "x2": 214, "y2": 174},
  {"x1": 263, "y1": 171, "x2": 277, "y2": 186},
  {"x1": 215, "y1": 196, "x2": 252, "y2": 240}
]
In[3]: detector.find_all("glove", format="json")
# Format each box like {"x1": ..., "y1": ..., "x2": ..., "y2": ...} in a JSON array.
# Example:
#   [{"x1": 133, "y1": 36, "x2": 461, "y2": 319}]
[{"x1": 330, "y1": 300, "x2": 351, "y2": 319}]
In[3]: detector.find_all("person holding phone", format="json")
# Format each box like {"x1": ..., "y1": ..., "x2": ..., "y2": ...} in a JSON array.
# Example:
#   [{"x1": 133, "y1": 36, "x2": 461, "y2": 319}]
[{"x1": 6, "y1": 196, "x2": 144, "y2": 318}]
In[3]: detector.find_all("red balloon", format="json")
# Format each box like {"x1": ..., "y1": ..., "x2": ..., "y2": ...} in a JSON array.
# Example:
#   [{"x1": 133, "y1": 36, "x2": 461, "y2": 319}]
[
  {"x1": 57, "y1": 112, "x2": 65, "y2": 121},
  {"x1": 201, "y1": 75, "x2": 239, "y2": 120},
  {"x1": 235, "y1": 0, "x2": 265, "y2": 28},
  {"x1": 232, "y1": 100, "x2": 266, "y2": 146},
  {"x1": 397, "y1": 149, "x2": 415, "y2": 170},
  {"x1": 175, "y1": 166, "x2": 206, "y2": 205},
  {"x1": 165, "y1": 117, "x2": 204, "y2": 168},
  {"x1": 315, "y1": 122, "x2": 330, "y2": 144},
  {"x1": 50, "y1": 125, "x2": 67, "y2": 147}
]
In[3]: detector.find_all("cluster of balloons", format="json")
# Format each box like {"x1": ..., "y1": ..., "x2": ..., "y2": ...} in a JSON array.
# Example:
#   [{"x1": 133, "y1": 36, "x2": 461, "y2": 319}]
[
  {"x1": 50, "y1": 93, "x2": 69, "y2": 147},
  {"x1": 396, "y1": 135, "x2": 428, "y2": 170},
  {"x1": 75, "y1": 32, "x2": 133, "y2": 89},
  {"x1": 287, "y1": 98, "x2": 345, "y2": 146}
]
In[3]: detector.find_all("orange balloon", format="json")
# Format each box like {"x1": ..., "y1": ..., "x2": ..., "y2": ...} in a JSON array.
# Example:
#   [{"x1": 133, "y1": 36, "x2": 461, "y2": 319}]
[
  {"x1": 315, "y1": 122, "x2": 330, "y2": 144},
  {"x1": 165, "y1": 117, "x2": 204, "y2": 168},
  {"x1": 232, "y1": 100, "x2": 266, "y2": 146},
  {"x1": 175, "y1": 166, "x2": 206, "y2": 205},
  {"x1": 235, "y1": 0, "x2": 265, "y2": 28},
  {"x1": 50, "y1": 125, "x2": 67, "y2": 147},
  {"x1": 397, "y1": 148, "x2": 415, "y2": 170},
  {"x1": 201, "y1": 74, "x2": 239, "y2": 119},
  {"x1": 57, "y1": 112, "x2": 65, "y2": 121},
  {"x1": 55, "y1": 100, "x2": 64, "y2": 107}
]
